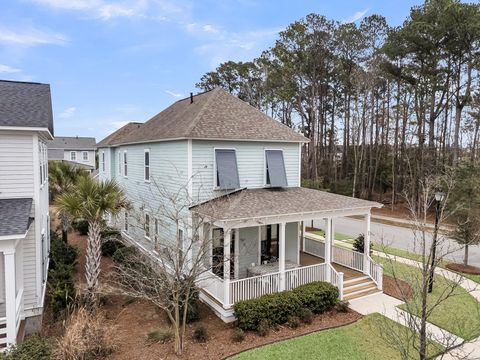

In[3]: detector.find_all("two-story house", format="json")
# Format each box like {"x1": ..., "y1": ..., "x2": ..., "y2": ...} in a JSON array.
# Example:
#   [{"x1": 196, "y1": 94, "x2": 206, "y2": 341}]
[
  {"x1": 48, "y1": 136, "x2": 96, "y2": 172},
  {"x1": 97, "y1": 88, "x2": 383, "y2": 321},
  {"x1": 0, "y1": 80, "x2": 52, "y2": 346}
]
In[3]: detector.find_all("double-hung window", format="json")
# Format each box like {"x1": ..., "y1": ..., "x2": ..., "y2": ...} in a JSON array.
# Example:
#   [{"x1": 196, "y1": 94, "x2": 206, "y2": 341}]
[
  {"x1": 82, "y1": 151, "x2": 89, "y2": 161},
  {"x1": 101, "y1": 151, "x2": 105, "y2": 172},
  {"x1": 123, "y1": 151, "x2": 128, "y2": 177},
  {"x1": 70, "y1": 151, "x2": 76, "y2": 161},
  {"x1": 124, "y1": 210, "x2": 129, "y2": 232},
  {"x1": 145, "y1": 213, "x2": 150, "y2": 238},
  {"x1": 214, "y1": 149, "x2": 240, "y2": 190},
  {"x1": 118, "y1": 152, "x2": 122, "y2": 175},
  {"x1": 144, "y1": 149, "x2": 150, "y2": 182},
  {"x1": 265, "y1": 150, "x2": 288, "y2": 187}
]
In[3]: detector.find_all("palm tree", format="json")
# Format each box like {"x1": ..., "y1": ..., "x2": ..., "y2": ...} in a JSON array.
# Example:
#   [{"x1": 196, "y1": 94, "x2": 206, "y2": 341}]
[
  {"x1": 49, "y1": 161, "x2": 88, "y2": 242},
  {"x1": 56, "y1": 176, "x2": 128, "y2": 309}
]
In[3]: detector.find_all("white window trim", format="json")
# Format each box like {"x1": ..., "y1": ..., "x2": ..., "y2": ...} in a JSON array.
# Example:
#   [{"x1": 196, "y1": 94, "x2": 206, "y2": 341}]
[
  {"x1": 144, "y1": 149, "x2": 151, "y2": 182},
  {"x1": 82, "y1": 151, "x2": 89, "y2": 161},
  {"x1": 123, "y1": 150, "x2": 128, "y2": 178},
  {"x1": 118, "y1": 151, "x2": 122, "y2": 175},
  {"x1": 101, "y1": 151, "x2": 105, "y2": 172},
  {"x1": 70, "y1": 151, "x2": 77, "y2": 161},
  {"x1": 264, "y1": 148, "x2": 285, "y2": 187},
  {"x1": 213, "y1": 147, "x2": 238, "y2": 191},
  {"x1": 0, "y1": 253, "x2": 4, "y2": 303}
]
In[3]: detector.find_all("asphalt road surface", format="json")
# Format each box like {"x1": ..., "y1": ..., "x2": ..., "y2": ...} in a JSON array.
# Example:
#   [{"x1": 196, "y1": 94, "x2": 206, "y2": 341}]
[{"x1": 312, "y1": 217, "x2": 480, "y2": 267}]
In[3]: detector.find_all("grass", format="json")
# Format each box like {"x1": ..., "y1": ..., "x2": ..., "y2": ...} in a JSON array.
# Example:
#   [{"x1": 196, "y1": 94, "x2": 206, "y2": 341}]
[
  {"x1": 145, "y1": 327, "x2": 174, "y2": 344},
  {"x1": 230, "y1": 314, "x2": 443, "y2": 360},
  {"x1": 375, "y1": 256, "x2": 480, "y2": 340},
  {"x1": 308, "y1": 229, "x2": 352, "y2": 241}
]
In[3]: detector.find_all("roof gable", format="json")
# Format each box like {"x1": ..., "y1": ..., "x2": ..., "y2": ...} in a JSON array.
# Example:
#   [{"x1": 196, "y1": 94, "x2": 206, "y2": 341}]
[
  {"x1": 96, "y1": 122, "x2": 143, "y2": 147},
  {"x1": 0, "y1": 80, "x2": 54, "y2": 135}
]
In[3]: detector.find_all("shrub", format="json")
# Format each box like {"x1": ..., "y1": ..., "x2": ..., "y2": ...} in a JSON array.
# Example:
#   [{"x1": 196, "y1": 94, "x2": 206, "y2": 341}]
[
  {"x1": 299, "y1": 308, "x2": 313, "y2": 324},
  {"x1": 233, "y1": 282, "x2": 338, "y2": 331},
  {"x1": 112, "y1": 246, "x2": 138, "y2": 264},
  {"x1": 72, "y1": 219, "x2": 89, "y2": 235},
  {"x1": 353, "y1": 234, "x2": 373, "y2": 254},
  {"x1": 287, "y1": 315, "x2": 301, "y2": 329},
  {"x1": 231, "y1": 328, "x2": 245, "y2": 343},
  {"x1": 1, "y1": 335, "x2": 51, "y2": 359},
  {"x1": 53, "y1": 307, "x2": 117, "y2": 360},
  {"x1": 257, "y1": 319, "x2": 269, "y2": 337},
  {"x1": 146, "y1": 328, "x2": 174, "y2": 344},
  {"x1": 193, "y1": 325, "x2": 208, "y2": 343},
  {"x1": 336, "y1": 301, "x2": 350, "y2": 313},
  {"x1": 100, "y1": 227, "x2": 121, "y2": 240},
  {"x1": 48, "y1": 234, "x2": 78, "y2": 313},
  {"x1": 101, "y1": 239, "x2": 124, "y2": 257}
]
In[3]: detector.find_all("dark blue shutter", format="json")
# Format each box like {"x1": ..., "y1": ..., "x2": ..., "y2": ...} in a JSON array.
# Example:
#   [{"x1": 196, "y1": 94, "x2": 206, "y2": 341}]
[
  {"x1": 215, "y1": 149, "x2": 240, "y2": 189},
  {"x1": 266, "y1": 150, "x2": 288, "y2": 187}
]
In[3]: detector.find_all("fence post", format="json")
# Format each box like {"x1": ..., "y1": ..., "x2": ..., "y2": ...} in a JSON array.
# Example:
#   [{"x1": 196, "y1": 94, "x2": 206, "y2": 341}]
[
  {"x1": 338, "y1": 272, "x2": 344, "y2": 300},
  {"x1": 378, "y1": 264, "x2": 383, "y2": 291}
]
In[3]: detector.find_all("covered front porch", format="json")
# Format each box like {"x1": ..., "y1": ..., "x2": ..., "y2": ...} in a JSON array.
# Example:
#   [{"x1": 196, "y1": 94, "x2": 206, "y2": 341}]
[{"x1": 191, "y1": 187, "x2": 384, "y2": 321}]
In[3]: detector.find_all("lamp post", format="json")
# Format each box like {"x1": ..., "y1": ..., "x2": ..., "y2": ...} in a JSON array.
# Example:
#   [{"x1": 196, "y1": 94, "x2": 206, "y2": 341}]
[{"x1": 428, "y1": 190, "x2": 445, "y2": 294}]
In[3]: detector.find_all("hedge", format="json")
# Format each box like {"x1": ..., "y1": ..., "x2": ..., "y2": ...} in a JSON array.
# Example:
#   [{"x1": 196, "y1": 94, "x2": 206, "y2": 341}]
[{"x1": 233, "y1": 282, "x2": 339, "y2": 331}]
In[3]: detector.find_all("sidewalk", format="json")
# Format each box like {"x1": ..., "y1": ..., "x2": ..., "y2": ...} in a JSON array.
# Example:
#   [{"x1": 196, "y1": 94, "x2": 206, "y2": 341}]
[{"x1": 369, "y1": 214, "x2": 454, "y2": 232}]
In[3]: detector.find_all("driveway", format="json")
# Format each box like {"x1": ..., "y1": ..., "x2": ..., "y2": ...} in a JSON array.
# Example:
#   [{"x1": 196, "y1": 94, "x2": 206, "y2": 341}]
[{"x1": 312, "y1": 217, "x2": 480, "y2": 267}]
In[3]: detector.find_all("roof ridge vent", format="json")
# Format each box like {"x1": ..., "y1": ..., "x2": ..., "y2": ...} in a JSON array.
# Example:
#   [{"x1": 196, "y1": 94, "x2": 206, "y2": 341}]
[{"x1": 190, "y1": 92, "x2": 193, "y2": 104}]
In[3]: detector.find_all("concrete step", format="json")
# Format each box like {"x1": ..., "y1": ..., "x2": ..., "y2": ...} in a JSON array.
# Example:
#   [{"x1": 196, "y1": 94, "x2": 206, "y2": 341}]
[
  {"x1": 343, "y1": 282, "x2": 377, "y2": 295},
  {"x1": 344, "y1": 288, "x2": 382, "y2": 301}
]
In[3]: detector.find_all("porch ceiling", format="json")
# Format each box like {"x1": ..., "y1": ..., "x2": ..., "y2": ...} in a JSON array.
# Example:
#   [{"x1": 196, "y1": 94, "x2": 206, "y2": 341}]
[
  {"x1": 0, "y1": 198, "x2": 33, "y2": 238},
  {"x1": 190, "y1": 187, "x2": 382, "y2": 228}
]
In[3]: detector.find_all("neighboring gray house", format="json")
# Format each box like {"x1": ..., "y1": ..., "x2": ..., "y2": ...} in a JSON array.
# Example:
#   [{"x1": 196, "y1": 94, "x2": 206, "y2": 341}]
[
  {"x1": 0, "y1": 80, "x2": 52, "y2": 346},
  {"x1": 48, "y1": 136, "x2": 96, "y2": 171},
  {"x1": 97, "y1": 88, "x2": 383, "y2": 321}
]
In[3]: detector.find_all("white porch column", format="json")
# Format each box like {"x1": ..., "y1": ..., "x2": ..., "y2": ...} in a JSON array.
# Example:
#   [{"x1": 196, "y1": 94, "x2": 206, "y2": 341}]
[
  {"x1": 223, "y1": 228, "x2": 231, "y2": 307},
  {"x1": 4, "y1": 250, "x2": 16, "y2": 347},
  {"x1": 301, "y1": 221, "x2": 306, "y2": 254},
  {"x1": 324, "y1": 218, "x2": 332, "y2": 282},
  {"x1": 363, "y1": 212, "x2": 371, "y2": 274},
  {"x1": 279, "y1": 222, "x2": 286, "y2": 291}
]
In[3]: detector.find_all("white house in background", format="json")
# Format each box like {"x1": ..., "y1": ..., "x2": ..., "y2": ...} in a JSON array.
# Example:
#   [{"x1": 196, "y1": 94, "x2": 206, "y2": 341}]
[
  {"x1": 47, "y1": 136, "x2": 96, "y2": 172},
  {"x1": 0, "y1": 80, "x2": 52, "y2": 346},
  {"x1": 97, "y1": 88, "x2": 383, "y2": 322}
]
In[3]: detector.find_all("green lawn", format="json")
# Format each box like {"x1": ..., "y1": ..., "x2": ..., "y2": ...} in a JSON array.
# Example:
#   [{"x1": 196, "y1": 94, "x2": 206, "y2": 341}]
[
  {"x1": 230, "y1": 314, "x2": 443, "y2": 360},
  {"x1": 376, "y1": 256, "x2": 480, "y2": 340},
  {"x1": 308, "y1": 229, "x2": 352, "y2": 241}
]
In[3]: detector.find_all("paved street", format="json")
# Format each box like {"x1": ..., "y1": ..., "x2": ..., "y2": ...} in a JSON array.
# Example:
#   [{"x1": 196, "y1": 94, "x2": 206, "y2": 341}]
[{"x1": 312, "y1": 217, "x2": 480, "y2": 267}]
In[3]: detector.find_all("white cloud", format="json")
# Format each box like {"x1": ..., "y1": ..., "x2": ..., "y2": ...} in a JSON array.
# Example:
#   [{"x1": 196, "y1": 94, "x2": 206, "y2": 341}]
[
  {"x1": 0, "y1": 64, "x2": 21, "y2": 73},
  {"x1": 202, "y1": 24, "x2": 219, "y2": 34},
  {"x1": 59, "y1": 106, "x2": 76, "y2": 118},
  {"x1": 165, "y1": 90, "x2": 182, "y2": 98},
  {"x1": 344, "y1": 9, "x2": 369, "y2": 23},
  {"x1": 0, "y1": 26, "x2": 68, "y2": 46},
  {"x1": 110, "y1": 120, "x2": 130, "y2": 130}
]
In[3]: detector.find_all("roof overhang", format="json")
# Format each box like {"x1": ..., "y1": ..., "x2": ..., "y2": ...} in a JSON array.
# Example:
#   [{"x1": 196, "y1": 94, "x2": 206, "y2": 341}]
[{"x1": 0, "y1": 126, "x2": 53, "y2": 140}]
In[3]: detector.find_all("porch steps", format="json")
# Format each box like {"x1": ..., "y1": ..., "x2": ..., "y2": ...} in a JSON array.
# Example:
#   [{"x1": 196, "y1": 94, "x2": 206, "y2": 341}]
[{"x1": 343, "y1": 276, "x2": 381, "y2": 301}]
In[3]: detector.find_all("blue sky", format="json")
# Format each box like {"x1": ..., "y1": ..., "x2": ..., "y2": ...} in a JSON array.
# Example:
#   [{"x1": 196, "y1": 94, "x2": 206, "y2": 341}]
[{"x1": 0, "y1": 0, "x2": 420, "y2": 140}]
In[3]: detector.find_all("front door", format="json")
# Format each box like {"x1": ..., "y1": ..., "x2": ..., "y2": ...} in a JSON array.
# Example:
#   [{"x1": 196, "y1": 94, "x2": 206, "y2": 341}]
[{"x1": 211, "y1": 228, "x2": 236, "y2": 279}]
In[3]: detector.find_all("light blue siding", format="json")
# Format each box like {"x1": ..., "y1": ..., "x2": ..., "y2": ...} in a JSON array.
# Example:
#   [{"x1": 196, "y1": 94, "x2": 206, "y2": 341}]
[
  {"x1": 192, "y1": 140, "x2": 300, "y2": 203},
  {"x1": 109, "y1": 141, "x2": 189, "y2": 249}
]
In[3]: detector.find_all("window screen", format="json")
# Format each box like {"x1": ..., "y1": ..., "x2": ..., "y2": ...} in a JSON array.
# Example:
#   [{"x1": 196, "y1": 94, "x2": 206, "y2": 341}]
[
  {"x1": 265, "y1": 150, "x2": 288, "y2": 187},
  {"x1": 215, "y1": 149, "x2": 240, "y2": 190}
]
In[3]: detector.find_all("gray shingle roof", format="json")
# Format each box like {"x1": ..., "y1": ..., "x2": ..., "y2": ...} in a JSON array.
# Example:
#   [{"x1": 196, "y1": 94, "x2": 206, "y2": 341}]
[
  {"x1": 48, "y1": 136, "x2": 96, "y2": 150},
  {"x1": 96, "y1": 122, "x2": 143, "y2": 147},
  {"x1": 0, "y1": 198, "x2": 33, "y2": 237},
  {"x1": 190, "y1": 187, "x2": 382, "y2": 222},
  {"x1": 0, "y1": 80, "x2": 54, "y2": 135},
  {"x1": 97, "y1": 88, "x2": 307, "y2": 146},
  {"x1": 48, "y1": 148, "x2": 65, "y2": 160}
]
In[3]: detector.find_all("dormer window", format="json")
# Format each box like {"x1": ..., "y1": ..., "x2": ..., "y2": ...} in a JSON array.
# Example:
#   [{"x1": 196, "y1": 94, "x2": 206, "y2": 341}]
[
  {"x1": 265, "y1": 150, "x2": 288, "y2": 187},
  {"x1": 215, "y1": 149, "x2": 240, "y2": 190}
]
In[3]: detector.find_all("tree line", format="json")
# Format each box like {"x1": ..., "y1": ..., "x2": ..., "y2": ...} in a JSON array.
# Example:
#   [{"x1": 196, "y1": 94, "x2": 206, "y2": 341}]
[{"x1": 196, "y1": 0, "x2": 480, "y2": 213}]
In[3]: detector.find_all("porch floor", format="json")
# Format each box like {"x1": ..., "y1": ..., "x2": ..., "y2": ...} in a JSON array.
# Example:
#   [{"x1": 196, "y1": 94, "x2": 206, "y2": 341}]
[{"x1": 299, "y1": 252, "x2": 364, "y2": 281}]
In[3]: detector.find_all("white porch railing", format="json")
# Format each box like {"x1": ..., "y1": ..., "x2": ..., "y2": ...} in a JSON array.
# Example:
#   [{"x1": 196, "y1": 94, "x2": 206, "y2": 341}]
[
  {"x1": 230, "y1": 271, "x2": 281, "y2": 304},
  {"x1": 0, "y1": 317, "x2": 7, "y2": 348},
  {"x1": 366, "y1": 256, "x2": 383, "y2": 290},
  {"x1": 197, "y1": 272, "x2": 225, "y2": 305},
  {"x1": 284, "y1": 263, "x2": 329, "y2": 291},
  {"x1": 330, "y1": 265, "x2": 344, "y2": 300},
  {"x1": 333, "y1": 246, "x2": 364, "y2": 273},
  {"x1": 304, "y1": 237, "x2": 325, "y2": 258},
  {"x1": 15, "y1": 288, "x2": 23, "y2": 334}
]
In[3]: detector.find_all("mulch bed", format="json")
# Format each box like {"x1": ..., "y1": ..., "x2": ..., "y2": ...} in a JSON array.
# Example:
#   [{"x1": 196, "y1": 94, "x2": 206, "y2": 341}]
[
  {"x1": 446, "y1": 263, "x2": 480, "y2": 275},
  {"x1": 45, "y1": 211, "x2": 363, "y2": 360},
  {"x1": 382, "y1": 274, "x2": 412, "y2": 301}
]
